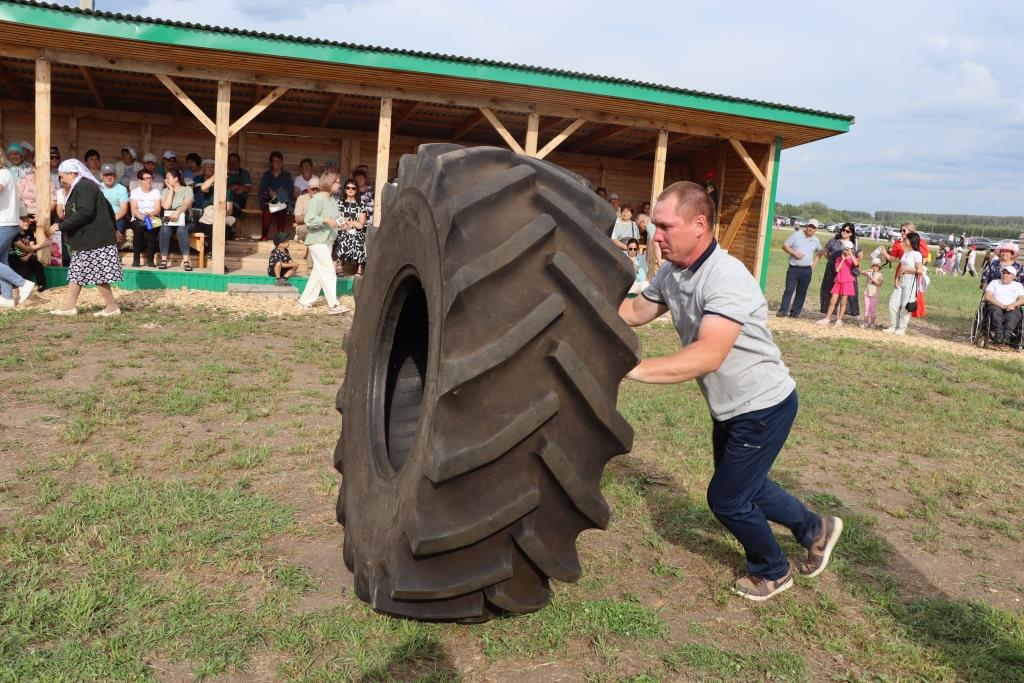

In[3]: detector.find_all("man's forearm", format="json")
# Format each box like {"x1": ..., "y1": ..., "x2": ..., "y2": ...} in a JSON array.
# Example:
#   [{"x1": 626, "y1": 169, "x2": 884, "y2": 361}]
[{"x1": 627, "y1": 342, "x2": 724, "y2": 384}]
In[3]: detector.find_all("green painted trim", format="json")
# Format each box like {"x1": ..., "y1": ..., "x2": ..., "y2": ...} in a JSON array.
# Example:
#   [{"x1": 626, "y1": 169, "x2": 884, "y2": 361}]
[
  {"x1": 42, "y1": 266, "x2": 354, "y2": 296},
  {"x1": 758, "y1": 137, "x2": 783, "y2": 291},
  {"x1": 0, "y1": 2, "x2": 852, "y2": 133}
]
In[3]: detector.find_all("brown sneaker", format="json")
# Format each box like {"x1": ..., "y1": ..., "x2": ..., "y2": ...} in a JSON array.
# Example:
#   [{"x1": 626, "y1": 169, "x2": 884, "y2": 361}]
[
  {"x1": 731, "y1": 564, "x2": 794, "y2": 602},
  {"x1": 801, "y1": 515, "x2": 844, "y2": 577}
]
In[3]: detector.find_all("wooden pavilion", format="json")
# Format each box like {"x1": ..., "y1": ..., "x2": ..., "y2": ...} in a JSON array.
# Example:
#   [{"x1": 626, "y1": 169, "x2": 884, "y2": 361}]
[{"x1": 0, "y1": 0, "x2": 853, "y2": 291}]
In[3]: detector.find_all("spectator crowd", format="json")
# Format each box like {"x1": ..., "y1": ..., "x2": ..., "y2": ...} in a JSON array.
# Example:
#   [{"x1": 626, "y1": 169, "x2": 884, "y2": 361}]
[{"x1": 0, "y1": 141, "x2": 377, "y2": 311}]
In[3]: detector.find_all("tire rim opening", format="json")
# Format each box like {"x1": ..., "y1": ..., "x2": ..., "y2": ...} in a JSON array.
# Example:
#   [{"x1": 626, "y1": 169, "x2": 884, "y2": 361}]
[{"x1": 378, "y1": 273, "x2": 429, "y2": 472}]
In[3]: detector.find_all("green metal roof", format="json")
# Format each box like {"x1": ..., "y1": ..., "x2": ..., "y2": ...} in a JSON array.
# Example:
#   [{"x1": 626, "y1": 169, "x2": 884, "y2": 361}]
[{"x1": 0, "y1": 0, "x2": 853, "y2": 133}]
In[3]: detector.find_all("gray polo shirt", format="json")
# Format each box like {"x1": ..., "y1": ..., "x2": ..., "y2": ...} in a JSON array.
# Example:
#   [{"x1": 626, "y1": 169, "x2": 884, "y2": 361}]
[
  {"x1": 783, "y1": 230, "x2": 822, "y2": 267},
  {"x1": 642, "y1": 241, "x2": 796, "y2": 421}
]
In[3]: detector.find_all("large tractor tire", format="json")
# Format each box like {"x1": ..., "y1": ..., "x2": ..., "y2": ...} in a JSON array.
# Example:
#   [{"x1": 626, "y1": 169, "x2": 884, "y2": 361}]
[{"x1": 334, "y1": 144, "x2": 640, "y2": 622}]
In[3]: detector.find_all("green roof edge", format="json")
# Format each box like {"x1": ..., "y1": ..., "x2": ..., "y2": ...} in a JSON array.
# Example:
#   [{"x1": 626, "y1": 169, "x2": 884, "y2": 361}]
[{"x1": 0, "y1": 1, "x2": 853, "y2": 134}]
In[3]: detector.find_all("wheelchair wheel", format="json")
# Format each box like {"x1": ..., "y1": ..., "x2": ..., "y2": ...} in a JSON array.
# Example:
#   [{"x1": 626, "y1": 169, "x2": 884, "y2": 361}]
[{"x1": 972, "y1": 301, "x2": 988, "y2": 348}]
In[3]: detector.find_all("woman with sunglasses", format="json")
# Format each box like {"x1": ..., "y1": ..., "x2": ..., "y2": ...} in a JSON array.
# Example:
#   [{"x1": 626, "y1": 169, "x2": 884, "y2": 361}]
[
  {"x1": 334, "y1": 178, "x2": 368, "y2": 275},
  {"x1": 819, "y1": 222, "x2": 863, "y2": 320}
]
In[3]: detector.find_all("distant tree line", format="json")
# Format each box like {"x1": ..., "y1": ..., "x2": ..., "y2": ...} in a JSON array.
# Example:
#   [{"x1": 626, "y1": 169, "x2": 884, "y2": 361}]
[{"x1": 776, "y1": 202, "x2": 1024, "y2": 239}]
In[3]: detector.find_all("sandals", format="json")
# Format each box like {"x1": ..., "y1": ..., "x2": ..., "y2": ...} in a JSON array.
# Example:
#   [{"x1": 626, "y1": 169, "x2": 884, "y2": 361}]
[
  {"x1": 158, "y1": 260, "x2": 168, "y2": 270},
  {"x1": 183, "y1": 261, "x2": 193, "y2": 272}
]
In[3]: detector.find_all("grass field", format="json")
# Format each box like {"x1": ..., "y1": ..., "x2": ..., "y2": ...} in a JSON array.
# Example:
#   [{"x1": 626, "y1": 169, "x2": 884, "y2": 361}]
[{"x1": 1, "y1": 274, "x2": 1023, "y2": 680}]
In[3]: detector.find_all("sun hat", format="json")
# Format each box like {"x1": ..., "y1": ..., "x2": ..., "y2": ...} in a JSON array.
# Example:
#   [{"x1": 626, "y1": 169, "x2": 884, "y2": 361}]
[
  {"x1": 997, "y1": 241, "x2": 1019, "y2": 255},
  {"x1": 871, "y1": 258, "x2": 882, "y2": 267}
]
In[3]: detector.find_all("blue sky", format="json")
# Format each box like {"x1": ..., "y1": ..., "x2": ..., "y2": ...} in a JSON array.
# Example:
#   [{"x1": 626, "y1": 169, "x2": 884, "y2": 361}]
[{"x1": 64, "y1": 1, "x2": 1024, "y2": 216}]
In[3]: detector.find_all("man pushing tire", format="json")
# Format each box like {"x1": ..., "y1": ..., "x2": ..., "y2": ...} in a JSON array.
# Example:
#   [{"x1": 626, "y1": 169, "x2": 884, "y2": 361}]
[{"x1": 618, "y1": 181, "x2": 843, "y2": 602}]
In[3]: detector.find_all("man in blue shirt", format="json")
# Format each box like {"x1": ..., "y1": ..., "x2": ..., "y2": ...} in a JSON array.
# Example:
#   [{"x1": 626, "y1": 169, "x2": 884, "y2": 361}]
[
  {"x1": 777, "y1": 220, "x2": 823, "y2": 317},
  {"x1": 99, "y1": 163, "x2": 130, "y2": 240}
]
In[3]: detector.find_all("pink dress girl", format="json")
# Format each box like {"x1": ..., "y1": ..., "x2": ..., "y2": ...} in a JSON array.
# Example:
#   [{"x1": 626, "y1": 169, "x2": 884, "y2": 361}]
[{"x1": 831, "y1": 253, "x2": 856, "y2": 297}]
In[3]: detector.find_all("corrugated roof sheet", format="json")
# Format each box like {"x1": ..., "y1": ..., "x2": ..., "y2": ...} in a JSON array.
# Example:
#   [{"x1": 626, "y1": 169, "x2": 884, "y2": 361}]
[{"x1": 3, "y1": 0, "x2": 854, "y2": 125}]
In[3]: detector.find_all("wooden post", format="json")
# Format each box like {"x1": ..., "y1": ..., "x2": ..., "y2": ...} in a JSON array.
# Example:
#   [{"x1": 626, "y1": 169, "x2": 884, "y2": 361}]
[
  {"x1": 648, "y1": 130, "x2": 669, "y2": 269},
  {"x1": 141, "y1": 123, "x2": 151, "y2": 158},
  {"x1": 34, "y1": 59, "x2": 51, "y2": 238},
  {"x1": 754, "y1": 138, "x2": 781, "y2": 288},
  {"x1": 211, "y1": 80, "x2": 231, "y2": 275},
  {"x1": 339, "y1": 139, "x2": 350, "y2": 175},
  {"x1": 237, "y1": 131, "x2": 247, "y2": 170},
  {"x1": 714, "y1": 143, "x2": 728, "y2": 239},
  {"x1": 374, "y1": 97, "x2": 392, "y2": 226},
  {"x1": 67, "y1": 116, "x2": 77, "y2": 160},
  {"x1": 525, "y1": 112, "x2": 539, "y2": 157}
]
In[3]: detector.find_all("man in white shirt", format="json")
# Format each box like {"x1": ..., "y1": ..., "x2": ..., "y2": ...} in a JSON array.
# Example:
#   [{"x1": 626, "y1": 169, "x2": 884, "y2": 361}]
[{"x1": 984, "y1": 264, "x2": 1024, "y2": 344}]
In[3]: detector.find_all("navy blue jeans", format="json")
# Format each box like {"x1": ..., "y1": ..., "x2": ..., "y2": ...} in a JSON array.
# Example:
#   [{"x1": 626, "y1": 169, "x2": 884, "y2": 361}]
[
  {"x1": 778, "y1": 265, "x2": 812, "y2": 315},
  {"x1": 708, "y1": 390, "x2": 820, "y2": 580}
]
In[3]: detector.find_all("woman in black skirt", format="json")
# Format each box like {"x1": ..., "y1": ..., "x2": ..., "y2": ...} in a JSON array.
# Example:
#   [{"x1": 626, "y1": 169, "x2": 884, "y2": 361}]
[
  {"x1": 48, "y1": 159, "x2": 123, "y2": 316},
  {"x1": 334, "y1": 178, "x2": 368, "y2": 274},
  {"x1": 819, "y1": 222, "x2": 862, "y2": 318}
]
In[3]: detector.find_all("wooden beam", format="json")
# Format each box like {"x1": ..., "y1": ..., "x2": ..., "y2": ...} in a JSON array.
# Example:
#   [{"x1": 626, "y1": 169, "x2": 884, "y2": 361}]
[
  {"x1": 535, "y1": 118, "x2": 586, "y2": 160},
  {"x1": 647, "y1": 130, "x2": 669, "y2": 269},
  {"x1": 627, "y1": 132, "x2": 695, "y2": 159},
  {"x1": 228, "y1": 85, "x2": 288, "y2": 137},
  {"x1": 350, "y1": 139, "x2": 361, "y2": 172},
  {"x1": 211, "y1": 80, "x2": 230, "y2": 275},
  {"x1": 319, "y1": 93, "x2": 343, "y2": 128},
  {"x1": 524, "y1": 112, "x2": 539, "y2": 157},
  {"x1": 753, "y1": 138, "x2": 779, "y2": 279},
  {"x1": 392, "y1": 101, "x2": 422, "y2": 131},
  {"x1": 374, "y1": 97, "x2": 392, "y2": 225},
  {"x1": 0, "y1": 62, "x2": 23, "y2": 100},
  {"x1": 33, "y1": 59, "x2": 51, "y2": 235},
  {"x1": 714, "y1": 142, "x2": 727, "y2": 238},
  {"x1": 77, "y1": 65, "x2": 104, "y2": 109},
  {"x1": 154, "y1": 73, "x2": 216, "y2": 136},
  {"x1": 728, "y1": 138, "x2": 767, "y2": 189},
  {"x1": 571, "y1": 124, "x2": 629, "y2": 152},
  {"x1": 721, "y1": 148, "x2": 771, "y2": 250},
  {"x1": 140, "y1": 122, "x2": 151, "y2": 159},
  {"x1": 479, "y1": 107, "x2": 525, "y2": 154},
  {"x1": 67, "y1": 116, "x2": 77, "y2": 159},
  {"x1": 2, "y1": 43, "x2": 776, "y2": 144},
  {"x1": 251, "y1": 83, "x2": 263, "y2": 107},
  {"x1": 450, "y1": 110, "x2": 485, "y2": 140}
]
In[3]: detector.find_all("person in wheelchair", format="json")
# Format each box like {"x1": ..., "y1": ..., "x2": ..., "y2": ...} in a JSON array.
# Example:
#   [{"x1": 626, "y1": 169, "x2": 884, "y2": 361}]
[
  {"x1": 981, "y1": 241, "x2": 1023, "y2": 288},
  {"x1": 984, "y1": 264, "x2": 1024, "y2": 344}
]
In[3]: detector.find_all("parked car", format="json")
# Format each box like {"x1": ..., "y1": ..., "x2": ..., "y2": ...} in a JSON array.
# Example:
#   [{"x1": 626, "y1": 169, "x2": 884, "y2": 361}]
[{"x1": 967, "y1": 236, "x2": 995, "y2": 250}]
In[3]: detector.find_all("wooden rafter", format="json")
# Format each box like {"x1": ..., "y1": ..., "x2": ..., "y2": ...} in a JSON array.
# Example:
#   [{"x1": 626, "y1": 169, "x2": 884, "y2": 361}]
[
  {"x1": 392, "y1": 101, "x2": 422, "y2": 131},
  {"x1": 228, "y1": 85, "x2": 288, "y2": 137},
  {"x1": 451, "y1": 110, "x2": 485, "y2": 140},
  {"x1": 319, "y1": 93, "x2": 343, "y2": 127},
  {"x1": 536, "y1": 118, "x2": 586, "y2": 160},
  {"x1": 728, "y1": 138, "x2": 767, "y2": 188},
  {"x1": 525, "y1": 112, "x2": 539, "y2": 156},
  {"x1": 628, "y1": 132, "x2": 695, "y2": 159},
  {"x1": 538, "y1": 116, "x2": 564, "y2": 134},
  {"x1": 154, "y1": 73, "x2": 215, "y2": 135},
  {"x1": 0, "y1": 63, "x2": 22, "y2": 100},
  {"x1": 570, "y1": 124, "x2": 630, "y2": 152},
  {"x1": 479, "y1": 107, "x2": 525, "y2": 154},
  {"x1": 721, "y1": 147, "x2": 771, "y2": 249},
  {"x1": 77, "y1": 65, "x2": 104, "y2": 108}
]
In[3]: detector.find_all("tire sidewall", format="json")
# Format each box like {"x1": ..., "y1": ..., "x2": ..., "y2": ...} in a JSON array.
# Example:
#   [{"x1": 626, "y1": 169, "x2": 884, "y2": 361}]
[{"x1": 340, "y1": 188, "x2": 444, "y2": 577}]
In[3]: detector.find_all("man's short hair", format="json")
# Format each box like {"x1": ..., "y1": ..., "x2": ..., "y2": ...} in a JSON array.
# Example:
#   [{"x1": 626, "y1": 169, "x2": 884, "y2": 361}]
[
  {"x1": 228, "y1": 152, "x2": 240, "y2": 160},
  {"x1": 658, "y1": 181, "x2": 716, "y2": 227}
]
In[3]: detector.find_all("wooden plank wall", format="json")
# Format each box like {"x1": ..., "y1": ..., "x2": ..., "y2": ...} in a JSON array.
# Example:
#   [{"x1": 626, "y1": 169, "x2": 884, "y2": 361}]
[{"x1": 715, "y1": 141, "x2": 769, "y2": 274}]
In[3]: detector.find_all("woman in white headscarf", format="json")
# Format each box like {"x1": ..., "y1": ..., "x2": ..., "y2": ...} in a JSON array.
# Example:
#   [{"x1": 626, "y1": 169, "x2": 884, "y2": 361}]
[{"x1": 48, "y1": 159, "x2": 123, "y2": 316}]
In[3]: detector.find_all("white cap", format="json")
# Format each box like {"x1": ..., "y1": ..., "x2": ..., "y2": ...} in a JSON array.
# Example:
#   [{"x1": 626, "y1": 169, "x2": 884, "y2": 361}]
[
  {"x1": 142, "y1": 152, "x2": 158, "y2": 163},
  {"x1": 163, "y1": 150, "x2": 177, "y2": 159},
  {"x1": 19, "y1": 141, "x2": 33, "y2": 153},
  {"x1": 201, "y1": 158, "x2": 214, "y2": 166},
  {"x1": 806, "y1": 219, "x2": 821, "y2": 228}
]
